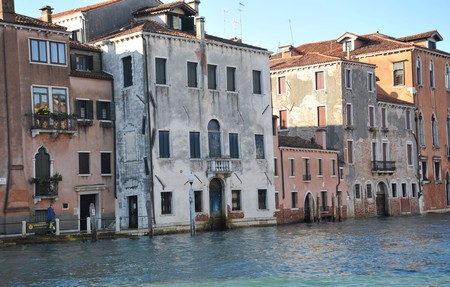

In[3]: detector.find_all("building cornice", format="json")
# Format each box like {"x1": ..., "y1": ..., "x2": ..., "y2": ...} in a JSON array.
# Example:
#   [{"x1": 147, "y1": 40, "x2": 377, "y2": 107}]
[{"x1": 0, "y1": 21, "x2": 71, "y2": 36}]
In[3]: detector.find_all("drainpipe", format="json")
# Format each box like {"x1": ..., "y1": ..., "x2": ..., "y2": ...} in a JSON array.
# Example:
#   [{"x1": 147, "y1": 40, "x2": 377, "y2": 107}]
[
  {"x1": 335, "y1": 152, "x2": 342, "y2": 221},
  {"x1": 142, "y1": 35, "x2": 155, "y2": 236},
  {"x1": 2, "y1": 25, "x2": 11, "y2": 214}
]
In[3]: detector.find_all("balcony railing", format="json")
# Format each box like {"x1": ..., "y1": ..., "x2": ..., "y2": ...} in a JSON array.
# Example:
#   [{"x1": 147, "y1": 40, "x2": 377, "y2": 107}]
[
  {"x1": 31, "y1": 114, "x2": 78, "y2": 137},
  {"x1": 303, "y1": 174, "x2": 311, "y2": 181},
  {"x1": 207, "y1": 159, "x2": 233, "y2": 175},
  {"x1": 31, "y1": 178, "x2": 60, "y2": 197},
  {"x1": 372, "y1": 161, "x2": 396, "y2": 172}
]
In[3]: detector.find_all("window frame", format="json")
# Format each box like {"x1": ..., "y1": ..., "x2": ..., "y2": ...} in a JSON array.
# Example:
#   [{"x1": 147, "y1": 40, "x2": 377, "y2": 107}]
[
  {"x1": 430, "y1": 60, "x2": 435, "y2": 88},
  {"x1": 407, "y1": 142, "x2": 414, "y2": 166},
  {"x1": 291, "y1": 191, "x2": 298, "y2": 209},
  {"x1": 207, "y1": 64, "x2": 218, "y2": 90},
  {"x1": 159, "y1": 130, "x2": 171, "y2": 158},
  {"x1": 346, "y1": 103, "x2": 353, "y2": 126},
  {"x1": 255, "y1": 134, "x2": 265, "y2": 159},
  {"x1": 96, "y1": 100, "x2": 114, "y2": 121},
  {"x1": 417, "y1": 56, "x2": 422, "y2": 86},
  {"x1": 29, "y1": 38, "x2": 67, "y2": 66},
  {"x1": 368, "y1": 105, "x2": 375, "y2": 128},
  {"x1": 277, "y1": 75, "x2": 287, "y2": 95},
  {"x1": 433, "y1": 159, "x2": 442, "y2": 182},
  {"x1": 257, "y1": 189, "x2": 267, "y2": 210},
  {"x1": 78, "y1": 151, "x2": 90, "y2": 176},
  {"x1": 161, "y1": 191, "x2": 173, "y2": 215},
  {"x1": 367, "y1": 71, "x2": 375, "y2": 92},
  {"x1": 187, "y1": 61, "x2": 198, "y2": 88},
  {"x1": 317, "y1": 105, "x2": 326, "y2": 127},
  {"x1": 445, "y1": 63, "x2": 450, "y2": 91},
  {"x1": 100, "y1": 151, "x2": 112, "y2": 176},
  {"x1": 227, "y1": 66, "x2": 237, "y2": 92},
  {"x1": 317, "y1": 158, "x2": 323, "y2": 177},
  {"x1": 155, "y1": 57, "x2": 167, "y2": 85},
  {"x1": 229, "y1": 132, "x2": 240, "y2": 159},
  {"x1": 354, "y1": 183, "x2": 361, "y2": 200},
  {"x1": 232, "y1": 190, "x2": 242, "y2": 211},
  {"x1": 393, "y1": 61, "x2": 405, "y2": 86},
  {"x1": 391, "y1": 182, "x2": 398, "y2": 198},
  {"x1": 289, "y1": 158, "x2": 295, "y2": 177},
  {"x1": 252, "y1": 70, "x2": 262, "y2": 94},
  {"x1": 347, "y1": 140, "x2": 354, "y2": 164},
  {"x1": 315, "y1": 71, "x2": 325, "y2": 90},
  {"x1": 194, "y1": 190, "x2": 203, "y2": 212},
  {"x1": 122, "y1": 56, "x2": 133, "y2": 88},
  {"x1": 279, "y1": 110, "x2": 288, "y2": 130},
  {"x1": 345, "y1": 68, "x2": 352, "y2": 90},
  {"x1": 189, "y1": 131, "x2": 201, "y2": 159}
]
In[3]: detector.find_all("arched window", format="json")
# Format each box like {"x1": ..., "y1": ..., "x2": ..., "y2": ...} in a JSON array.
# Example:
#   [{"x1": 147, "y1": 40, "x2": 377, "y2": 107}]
[
  {"x1": 419, "y1": 112, "x2": 425, "y2": 146},
  {"x1": 432, "y1": 114, "x2": 439, "y2": 147},
  {"x1": 208, "y1": 119, "x2": 221, "y2": 157},
  {"x1": 34, "y1": 147, "x2": 51, "y2": 196},
  {"x1": 430, "y1": 60, "x2": 435, "y2": 88},
  {"x1": 445, "y1": 63, "x2": 450, "y2": 91},
  {"x1": 416, "y1": 56, "x2": 422, "y2": 86}
]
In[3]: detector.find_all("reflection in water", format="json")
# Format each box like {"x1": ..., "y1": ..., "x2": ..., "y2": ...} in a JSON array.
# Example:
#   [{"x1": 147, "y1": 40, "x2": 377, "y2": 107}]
[{"x1": 1, "y1": 213, "x2": 449, "y2": 287}]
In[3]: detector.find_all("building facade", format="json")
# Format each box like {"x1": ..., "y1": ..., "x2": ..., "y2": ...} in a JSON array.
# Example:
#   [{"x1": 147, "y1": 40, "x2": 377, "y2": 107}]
[{"x1": 0, "y1": 0, "x2": 115, "y2": 234}]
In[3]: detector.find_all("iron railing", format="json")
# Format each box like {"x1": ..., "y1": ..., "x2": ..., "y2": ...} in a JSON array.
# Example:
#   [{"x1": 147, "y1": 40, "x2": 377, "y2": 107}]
[{"x1": 372, "y1": 161, "x2": 396, "y2": 172}]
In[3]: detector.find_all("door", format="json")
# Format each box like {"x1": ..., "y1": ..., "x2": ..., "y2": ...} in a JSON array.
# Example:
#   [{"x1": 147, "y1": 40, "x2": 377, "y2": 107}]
[
  {"x1": 80, "y1": 194, "x2": 97, "y2": 231},
  {"x1": 304, "y1": 193, "x2": 314, "y2": 223},
  {"x1": 209, "y1": 179, "x2": 222, "y2": 214},
  {"x1": 128, "y1": 196, "x2": 138, "y2": 228},
  {"x1": 376, "y1": 182, "x2": 387, "y2": 216}
]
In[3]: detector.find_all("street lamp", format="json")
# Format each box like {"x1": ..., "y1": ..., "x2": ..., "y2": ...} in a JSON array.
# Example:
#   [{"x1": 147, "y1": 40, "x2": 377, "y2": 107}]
[{"x1": 188, "y1": 173, "x2": 196, "y2": 236}]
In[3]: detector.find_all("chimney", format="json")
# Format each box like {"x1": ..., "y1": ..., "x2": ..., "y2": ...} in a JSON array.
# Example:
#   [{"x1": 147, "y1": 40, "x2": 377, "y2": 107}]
[
  {"x1": 40, "y1": 5, "x2": 53, "y2": 23},
  {"x1": 279, "y1": 45, "x2": 294, "y2": 59},
  {"x1": 195, "y1": 16, "x2": 205, "y2": 40},
  {"x1": 187, "y1": 0, "x2": 200, "y2": 16},
  {"x1": 315, "y1": 129, "x2": 327, "y2": 150},
  {"x1": 0, "y1": 0, "x2": 15, "y2": 22}
]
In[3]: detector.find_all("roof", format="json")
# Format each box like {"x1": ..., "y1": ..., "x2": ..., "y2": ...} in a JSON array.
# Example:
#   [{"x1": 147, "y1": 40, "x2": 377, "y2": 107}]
[
  {"x1": 133, "y1": 1, "x2": 196, "y2": 17},
  {"x1": 0, "y1": 14, "x2": 67, "y2": 31},
  {"x1": 70, "y1": 70, "x2": 113, "y2": 81},
  {"x1": 278, "y1": 136, "x2": 326, "y2": 150},
  {"x1": 397, "y1": 30, "x2": 443, "y2": 43},
  {"x1": 52, "y1": 0, "x2": 122, "y2": 18},
  {"x1": 70, "y1": 40, "x2": 102, "y2": 52},
  {"x1": 95, "y1": 20, "x2": 267, "y2": 51},
  {"x1": 271, "y1": 31, "x2": 450, "y2": 70},
  {"x1": 377, "y1": 94, "x2": 414, "y2": 106}
]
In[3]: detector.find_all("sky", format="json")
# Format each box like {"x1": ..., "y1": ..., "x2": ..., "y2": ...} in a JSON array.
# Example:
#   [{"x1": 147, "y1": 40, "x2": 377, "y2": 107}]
[{"x1": 15, "y1": 0, "x2": 450, "y2": 53}]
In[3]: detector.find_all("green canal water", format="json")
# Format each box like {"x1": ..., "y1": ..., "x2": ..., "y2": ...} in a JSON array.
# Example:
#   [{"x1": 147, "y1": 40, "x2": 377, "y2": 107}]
[{"x1": 1, "y1": 213, "x2": 449, "y2": 287}]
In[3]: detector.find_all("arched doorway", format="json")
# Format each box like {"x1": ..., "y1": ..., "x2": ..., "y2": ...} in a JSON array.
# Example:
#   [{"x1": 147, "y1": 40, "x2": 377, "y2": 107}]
[
  {"x1": 34, "y1": 147, "x2": 51, "y2": 196},
  {"x1": 304, "y1": 193, "x2": 314, "y2": 223},
  {"x1": 376, "y1": 182, "x2": 388, "y2": 216},
  {"x1": 209, "y1": 178, "x2": 226, "y2": 230}
]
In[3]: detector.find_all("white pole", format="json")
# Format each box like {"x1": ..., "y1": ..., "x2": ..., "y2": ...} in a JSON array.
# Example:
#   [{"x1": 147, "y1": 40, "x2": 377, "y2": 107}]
[
  {"x1": 115, "y1": 216, "x2": 120, "y2": 232},
  {"x1": 189, "y1": 184, "x2": 196, "y2": 236},
  {"x1": 55, "y1": 218, "x2": 60, "y2": 235},
  {"x1": 22, "y1": 221, "x2": 26, "y2": 238},
  {"x1": 87, "y1": 217, "x2": 91, "y2": 234}
]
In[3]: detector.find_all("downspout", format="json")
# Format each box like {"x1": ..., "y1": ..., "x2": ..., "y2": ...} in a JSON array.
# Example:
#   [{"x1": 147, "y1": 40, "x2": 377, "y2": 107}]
[
  {"x1": 335, "y1": 152, "x2": 342, "y2": 221},
  {"x1": 111, "y1": 78, "x2": 116, "y2": 199},
  {"x1": 2, "y1": 27, "x2": 11, "y2": 214},
  {"x1": 142, "y1": 34, "x2": 155, "y2": 236}
]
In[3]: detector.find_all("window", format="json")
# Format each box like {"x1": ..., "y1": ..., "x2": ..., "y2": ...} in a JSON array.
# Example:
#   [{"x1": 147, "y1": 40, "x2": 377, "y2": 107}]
[
  {"x1": 280, "y1": 110, "x2": 288, "y2": 129},
  {"x1": 187, "y1": 62, "x2": 198, "y2": 88},
  {"x1": 255, "y1": 134, "x2": 265, "y2": 159},
  {"x1": 405, "y1": 109, "x2": 411, "y2": 130},
  {"x1": 72, "y1": 54, "x2": 93, "y2": 71},
  {"x1": 344, "y1": 40, "x2": 352, "y2": 51},
  {"x1": 331, "y1": 159, "x2": 336, "y2": 176},
  {"x1": 30, "y1": 39, "x2": 47, "y2": 63},
  {"x1": 232, "y1": 190, "x2": 241, "y2": 211},
  {"x1": 411, "y1": 183, "x2": 418, "y2": 197},
  {"x1": 432, "y1": 114, "x2": 439, "y2": 147},
  {"x1": 208, "y1": 120, "x2": 221, "y2": 158},
  {"x1": 208, "y1": 64, "x2": 217, "y2": 90},
  {"x1": 161, "y1": 192, "x2": 172, "y2": 214},
  {"x1": 420, "y1": 159, "x2": 428, "y2": 181},
  {"x1": 229, "y1": 133, "x2": 239, "y2": 158},
  {"x1": 392, "y1": 183, "x2": 397, "y2": 198},
  {"x1": 30, "y1": 39, "x2": 66, "y2": 65},
  {"x1": 430, "y1": 60, "x2": 435, "y2": 88},
  {"x1": 315, "y1": 71, "x2": 324, "y2": 90},
  {"x1": 34, "y1": 147, "x2": 51, "y2": 197},
  {"x1": 101, "y1": 152, "x2": 112, "y2": 175},
  {"x1": 366, "y1": 183, "x2": 373, "y2": 199},
  {"x1": 278, "y1": 76, "x2": 286, "y2": 94},
  {"x1": 434, "y1": 160, "x2": 441, "y2": 182},
  {"x1": 194, "y1": 190, "x2": 202, "y2": 212},
  {"x1": 159, "y1": 130, "x2": 170, "y2": 158},
  {"x1": 155, "y1": 58, "x2": 167, "y2": 85},
  {"x1": 367, "y1": 72, "x2": 374, "y2": 92},
  {"x1": 446, "y1": 64, "x2": 450, "y2": 91},
  {"x1": 227, "y1": 67, "x2": 236, "y2": 91},
  {"x1": 71, "y1": 30, "x2": 83, "y2": 42},
  {"x1": 407, "y1": 143, "x2": 413, "y2": 166},
  {"x1": 32, "y1": 86, "x2": 69, "y2": 117},
  {"x1": 419, "y1": 112, "x2": 425, "y2": 146},
  {"x1": 355, "y1": 184, "x2": 361, "y2": 199},
  {"x1": 78, "y1": 152, "x2": 90, "y2": 175},
  {"x1": 372, "y1": 141, "x2": 378, "y2": 161},
  {"x1": 76, "y1": 99, "x2": 93, "y2": 120},
  {"x1": 303, "y1": 158, "x2": 311, "y2": 181},
  {"x1": 32, "y1": 87, "x2": 49, "y2": 113},
  {"x1": 381, "y1": 107, "x2": 387, "y2": 129},
  {"x1": 368, "y1": 106, "x2": 375, "y2": 128},
  {"x1": 382, "y1": 141, "x2": 389, "y2": 162},
  {"x1": 428, "y1": 41, "x2": 436, "y2": 49},
  {"x1": 275, "y1": 192, "x2": 279, "y2": 210},
  {"x1": 317, "y1": 106, "x2": 326, "y2": 127},
  {"x1": 346, "y1": 104, "x2": 353, "y2": 126},
  {"x1": 347, "y1": 140, "x2": 354, "y2": 164},
  {"x1": 252, "y1": 70, "x2": 262, "y2": 94},
  {"x1": 402, "y1": 183, "x2": 407, "y2": 197},
  {"x1": 320, "y1": 191, "x2": 327, "y2": 211},
  {"x1": 317, "y1": 159, "x2": 322, "y2": 176},
  {"x1": 339, "y1": 167, "x2": 344, "y2": 180},
  {"x1": 189, "y1": 131, "x2": 201, "y2": 159},
  {"x1": 393, "y1": 61, "x2": 404, "y2": 86},
  {"x1": 345, "y1": 69, "x2": 352, "y2": 89},
  {"x1": 291, "y1": 192, "x2": 298, "y2": 208},
  {"x1": 49, "y1": 41, "x2": 67, "y2": 65},
  {"x1": 96, "y1": 101, "x2": 114, "y2": 121},
  {"x1": 417, "y1": 57, "x2": 422, "y2": 86},
  {"x1": 274, "y1": 158, "x2": 278, "y2": 176},
  {"x1": 289, "y1": 158, "x2": 295, "y2": 177},
  {"x1": 257, "y1": 189, "x2": 267, "y2": 210},
  {"x1": 51, "y1": 88, "x2": 67, "y2": 115},
  {"x1": 122, "y1": 56, "x2": 133, "y2": 88}
]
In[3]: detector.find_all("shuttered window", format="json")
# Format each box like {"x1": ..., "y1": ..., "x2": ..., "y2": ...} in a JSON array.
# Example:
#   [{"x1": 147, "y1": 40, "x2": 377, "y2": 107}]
[
  {"x1": 78, "y1": 152, "x2": 90, "y2": 175},
  {"x1": 252, "y1": 70, "x2": 262, "y2": 94},
  {"x1": 255, "y1": 134, "x2": 265, "y2": 159},
  {"x1": 317, "y1": 106, "x2": 326, "y2": 127},
  {"x1": 159, "y1": 130, "x2": 170, "y2": 158},
  {"x1": 189, "y1": 131, "x2": 201, "y2": 158},
  {"x1": 208, "y1": 64, "x2": 217, "y2": 89},
  {"x1": 122, "y1": 56, "x2": 132, "y2": 87},
  {"x1": 96, "y1": 101, "x2": 115, "y2": 121},
  {"x1": 229, "y1": 133, "x2": 239, "y2": 158},
  {"x1": 187, "y1": 62, "x2": 198, "y2": 88},
  {"x1": 315, "y1": 71, "x2": 324, "y2": 90},
  {"x1": 155, "y1": 58, "x2": 167, "y2": 85},
  {"x1": 278, "y1": 76, "x2": 286, "y2": 94},
  {"x1": 227, "y1": 67, "x2": 236, "y2": 91},
  {"x1": 76, "y1": 99, "x2": 93, "y2": 120},
  {"x1": 393, "y1": 61, "x2": 404, "y2": 86}
]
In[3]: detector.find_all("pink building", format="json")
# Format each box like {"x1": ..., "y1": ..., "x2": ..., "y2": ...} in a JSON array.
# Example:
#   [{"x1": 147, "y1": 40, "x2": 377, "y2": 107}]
[{"x1": 273, "y1": 124, "x2": 347, "y2": 224}]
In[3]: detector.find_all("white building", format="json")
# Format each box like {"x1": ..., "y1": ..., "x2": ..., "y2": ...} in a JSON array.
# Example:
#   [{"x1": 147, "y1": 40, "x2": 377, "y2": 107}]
[{"x1": 56, "y1": 0, "x2": 276, "y2": 232}]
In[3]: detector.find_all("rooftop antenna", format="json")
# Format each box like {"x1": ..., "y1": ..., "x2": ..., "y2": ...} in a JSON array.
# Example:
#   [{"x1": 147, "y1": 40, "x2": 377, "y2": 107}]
[
  {"x1": 239, "y1": 1, "x2": 244, "y2": 40},
  {"x1": 289, "y1": 19, "x2": 294, "y2": 46},
  {"x1": 223, "y1": 9, "x2": 228, "y2": 37}
]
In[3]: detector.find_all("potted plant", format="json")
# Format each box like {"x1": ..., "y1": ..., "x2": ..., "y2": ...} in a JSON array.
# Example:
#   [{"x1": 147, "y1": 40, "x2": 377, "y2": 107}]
[{"x1": 35, "y1": 106, "x2": 51, "y2": 128}]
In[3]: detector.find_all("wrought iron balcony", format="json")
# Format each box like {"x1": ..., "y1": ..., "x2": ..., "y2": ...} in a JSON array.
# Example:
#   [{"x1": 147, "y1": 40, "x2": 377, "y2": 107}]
[
  {"x1": 303, "y1": 174, "x2": 311, "y2": 181},
  {"x1": 371, "y1": 161, "x2": 396, "y2": 172},
  {"x1": 207, "y1": 159, "x2": 233, "y2": 175},
  {"x1": 30, "y1": 174, "x2": 62, "y2": 197},
  {"x1": 31, "y1": 114, "x2": 78, "y2": 137}
]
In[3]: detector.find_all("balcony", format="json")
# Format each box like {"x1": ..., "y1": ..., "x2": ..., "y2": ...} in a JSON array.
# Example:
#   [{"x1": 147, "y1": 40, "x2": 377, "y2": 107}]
[
  {"x1": 372, "y1": 161, "x2": 396, "y2": 173},
  {"x1": 207, "y1": 159, "x2": 233, "y2": 175},
  {"x1": 303, "y1": 174, "x2": 312, "y2": 181},
  {"x1": 30, "y1": 173, "x2": 62, "y2": 198},
  {"x1": 31, "y1": 114, "x2": 78, "y2": 137}
]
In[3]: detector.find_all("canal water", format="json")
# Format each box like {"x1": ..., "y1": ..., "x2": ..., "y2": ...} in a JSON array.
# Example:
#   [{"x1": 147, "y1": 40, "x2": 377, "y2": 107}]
[{"x1": 1, "y1": 213, "x2": 449, "y2": 287}]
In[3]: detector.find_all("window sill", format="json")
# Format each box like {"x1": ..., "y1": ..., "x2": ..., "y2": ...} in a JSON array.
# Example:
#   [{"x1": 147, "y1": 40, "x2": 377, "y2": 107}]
[
  {"x1": 101, "y1": 174, "x2": 113, "y2": 177},
  {"x1": 155, "y1": 83, "x2": 169, "y2": 87},
  {"x1": 435, "y1": 180, "x2": 443, "y2": 184},
  {"x1": 78, "y1": 174, "x2": 91, "y2": 177}
]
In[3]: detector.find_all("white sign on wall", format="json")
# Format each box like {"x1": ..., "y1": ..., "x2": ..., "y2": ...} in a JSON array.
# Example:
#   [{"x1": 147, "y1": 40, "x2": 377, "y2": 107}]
[{"x1": 0, "y1": 178, "x2": 6, "y2": 185}]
